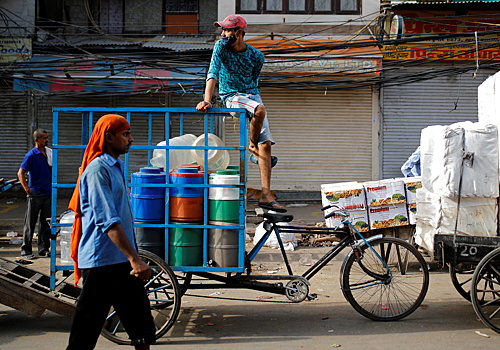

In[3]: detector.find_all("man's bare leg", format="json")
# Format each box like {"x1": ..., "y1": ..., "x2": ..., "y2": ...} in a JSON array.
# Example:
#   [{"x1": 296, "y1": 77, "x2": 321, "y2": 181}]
[
  {"x1": 249, "y1": 106, "x2": 283, "y2": 208},
  {"x1": 249, "y1": 105, "x2": 265, "y2": 157}
]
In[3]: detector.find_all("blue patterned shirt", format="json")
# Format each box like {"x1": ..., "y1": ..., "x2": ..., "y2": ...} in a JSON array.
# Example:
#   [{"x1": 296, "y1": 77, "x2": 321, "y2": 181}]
[
  {"x1": 78, "y1": 153, "x2": 137, "y2": 269},
  {"x1": 207, "y1": 40, "x2": 264, "y2": 103}
]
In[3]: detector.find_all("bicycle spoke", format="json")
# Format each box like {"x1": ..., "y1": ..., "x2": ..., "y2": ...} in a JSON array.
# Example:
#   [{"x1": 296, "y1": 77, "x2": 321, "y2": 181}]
[
  {"x1": 101, "y1": 250, "x2": 181, "y2": 345},
  {"x1": 472, "y1": 247, "x2": 500, "y2": 334},
  {"x1": 341, "y1": 237, "x2": 429, "y2": 321}
]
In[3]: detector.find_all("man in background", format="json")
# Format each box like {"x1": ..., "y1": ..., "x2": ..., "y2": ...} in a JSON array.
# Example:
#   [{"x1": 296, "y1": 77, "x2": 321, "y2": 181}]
[{"x1": 18, "y1": 129, "x2": 52, "y2": 258}]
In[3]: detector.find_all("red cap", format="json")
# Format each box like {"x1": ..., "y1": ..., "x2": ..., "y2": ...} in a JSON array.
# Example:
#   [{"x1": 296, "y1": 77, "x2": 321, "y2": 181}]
[{"x1": 214, "y1": 15, "x2": 247, "y2": 30}]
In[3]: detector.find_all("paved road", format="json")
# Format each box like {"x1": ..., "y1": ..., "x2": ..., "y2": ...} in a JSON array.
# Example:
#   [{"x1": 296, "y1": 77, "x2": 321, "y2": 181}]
[
  {"x1": 1, "y1": 197, "x2": 499, "y2": 349},
  {"x1": 1, "y1": 244, "x2": 499, "y2": 350}
]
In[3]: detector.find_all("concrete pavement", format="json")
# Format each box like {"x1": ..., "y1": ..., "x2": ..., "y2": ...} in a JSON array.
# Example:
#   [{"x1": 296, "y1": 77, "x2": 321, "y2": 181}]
[{"x1": 1, "y1": 196, "x2": 499, "y2": 349}]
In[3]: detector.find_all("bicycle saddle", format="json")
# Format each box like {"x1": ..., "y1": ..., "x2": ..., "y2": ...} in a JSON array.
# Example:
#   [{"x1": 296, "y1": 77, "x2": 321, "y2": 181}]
[{"x1": 263, "y1": 212, "x2": 294, "y2": 223}]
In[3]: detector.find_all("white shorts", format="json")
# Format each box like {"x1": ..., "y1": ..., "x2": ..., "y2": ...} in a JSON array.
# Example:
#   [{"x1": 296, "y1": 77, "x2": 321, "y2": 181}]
[{"x1": 226, "y1": 93, "x2": 275, "y2": 145}]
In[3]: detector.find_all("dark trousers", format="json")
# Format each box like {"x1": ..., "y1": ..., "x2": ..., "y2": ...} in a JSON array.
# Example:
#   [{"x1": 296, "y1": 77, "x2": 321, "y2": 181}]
[
  {"x1": 67, "y1": 262, "x2": 156, "y2": 350},
  {"x1": 21, "y1": 193, "x2": 51, "y2": 256}
]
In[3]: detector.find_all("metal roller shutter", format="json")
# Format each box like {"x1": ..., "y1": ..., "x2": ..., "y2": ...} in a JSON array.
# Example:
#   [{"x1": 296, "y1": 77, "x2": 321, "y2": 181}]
[
  {"x1": 36, "y1": 95, "x2": 111, "y2": 188},
  {"x1": 225, "y1": 89, "x2": 376, "y2": 192},
  {"x1": 0, "y1": 88, "x2": 29, "y2": 180},
  {"x1": 381, "y1": 63, "x2": 498, "y2": 179}
]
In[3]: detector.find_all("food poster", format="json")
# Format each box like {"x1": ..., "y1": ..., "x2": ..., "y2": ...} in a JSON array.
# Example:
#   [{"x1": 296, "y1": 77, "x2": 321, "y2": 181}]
[
  {"x1": 325, "y1": 209, "x2": 370, "y2": 232},
  {"x1": 364, "y1": 180, "x2": 406, "y2": 207},
  {"x1": 395, "y1": 176, "x2": 422, "y2": 204},
  {"x1": 321, "y1": 182, "x2": 367, "y2": 211},
  {"x1": 368, "y1": 204, "x2": 409, "y2": 230}
]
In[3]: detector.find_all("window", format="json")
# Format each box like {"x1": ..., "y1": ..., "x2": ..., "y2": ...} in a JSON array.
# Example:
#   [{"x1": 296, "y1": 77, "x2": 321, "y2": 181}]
[{"x1": 237, "y1": 0, "x2": 360, "y2": 14}]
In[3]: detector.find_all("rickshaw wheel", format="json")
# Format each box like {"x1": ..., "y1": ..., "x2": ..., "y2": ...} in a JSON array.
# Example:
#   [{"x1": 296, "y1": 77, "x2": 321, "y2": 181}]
[
  {"x1": 471, "y1": 247, "x2": 500, "y2": 334},
  {"x1": 101, "y1": 249, "x2": 181, "y2": 345},
  {"x1": 449, "y1": 262, "x2": 476, "y2": 302}
]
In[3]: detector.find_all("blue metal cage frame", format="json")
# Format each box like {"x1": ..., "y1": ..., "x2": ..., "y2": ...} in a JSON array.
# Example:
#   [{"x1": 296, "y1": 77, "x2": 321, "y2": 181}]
[{"x1": 50, "y1": 107, "x2": 248, "y2": 290}]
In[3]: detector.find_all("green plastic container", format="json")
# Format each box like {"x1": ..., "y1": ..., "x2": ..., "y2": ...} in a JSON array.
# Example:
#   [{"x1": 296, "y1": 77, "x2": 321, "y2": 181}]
[
  {"x1": 226, "y1": 165, "x2": 240, "y2": 173},
  {"x1": 168, "y1": 222, "x2": 203, "y2": 266},
  {"x1": 209, "y1": 199, "x2": 239, "y2": 222}
]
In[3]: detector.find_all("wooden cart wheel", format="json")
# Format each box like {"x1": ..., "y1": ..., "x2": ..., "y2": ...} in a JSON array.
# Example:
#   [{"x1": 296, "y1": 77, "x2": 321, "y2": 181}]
[
  {"x1": 101, "y1": 250, "x2": 181, "y2": 345},
  {"x1": 448, "y1": 263, "x2": 476, "y2": 302},
  {"x1": 471, "y1": 247, "x2": 500, "y2": 334}
]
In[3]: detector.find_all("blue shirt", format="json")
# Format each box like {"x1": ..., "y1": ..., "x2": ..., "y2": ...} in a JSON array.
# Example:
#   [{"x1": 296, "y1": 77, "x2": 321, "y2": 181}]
[
  {"x1": 207, "y1": 40, "x2": 264, "y2": 104},
  {"x1": 20, "y1": 147, "x2": 52, "y2": 195},
  {"x1": 78, "y1": 153, "x2": 137, "y2": 269},
  {"x1": 401, "y1": 147, "x2": 421, "y2": 177}
]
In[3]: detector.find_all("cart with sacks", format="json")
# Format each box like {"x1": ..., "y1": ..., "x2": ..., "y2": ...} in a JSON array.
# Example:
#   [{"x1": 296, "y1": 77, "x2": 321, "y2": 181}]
[{"x1": 414, "y1": 122, "x2": 500, "y2": 334}]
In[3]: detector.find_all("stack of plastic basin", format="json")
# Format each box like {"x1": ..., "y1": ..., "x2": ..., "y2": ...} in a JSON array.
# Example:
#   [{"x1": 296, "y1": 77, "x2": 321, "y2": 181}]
[
  {"x1": 208, "y1": 168, "x2": 240, "y2": 267},
  {"x1": 191, "y1": 133, "x2": 230, "y2": 172},
  {"x1": 169, "y1": 167, "x2": 204, "y2": 266},
  {"x1": 131, "y1": 167, "x2": 167, "y2": 259}
]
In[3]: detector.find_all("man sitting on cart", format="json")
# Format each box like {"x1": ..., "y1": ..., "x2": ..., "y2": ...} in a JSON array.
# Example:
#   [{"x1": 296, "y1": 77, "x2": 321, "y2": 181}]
[{"x1": 196, "y1": 14, "x2": 284, "y2": 211}]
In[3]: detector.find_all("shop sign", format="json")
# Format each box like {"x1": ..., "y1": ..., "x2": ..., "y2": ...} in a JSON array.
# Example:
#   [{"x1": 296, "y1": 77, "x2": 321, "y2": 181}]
[
  {"x1": 263, "y1": 58, "x2": 380, "y2": 75},
  {"x1": 0, "y1": 38, "x2": 31, "y2": 63},
  {"x1": 383, "y1": 44, "x2": 500, "y2": 61},
  {"x1": 401, "y1": 11, "x2": 500, "y2": 40},
  {"x1": 382, "y1": 11, "x2": 500, "y2": 61}
]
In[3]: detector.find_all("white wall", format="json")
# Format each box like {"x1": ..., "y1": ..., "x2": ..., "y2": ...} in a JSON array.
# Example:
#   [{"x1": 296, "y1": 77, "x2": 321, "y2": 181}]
[{"x1": 217, "y1": 0, "x2": 379, "y2": 35}]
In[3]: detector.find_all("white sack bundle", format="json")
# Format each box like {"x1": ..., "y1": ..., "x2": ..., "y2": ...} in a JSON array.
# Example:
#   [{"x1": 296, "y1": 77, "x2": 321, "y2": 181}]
[
  {"x1": 415, "y1": 189, "x2": 498, "y2": 252},
  {"x1": 420, "y1": 123, "x2": 499, "y2": 198}
]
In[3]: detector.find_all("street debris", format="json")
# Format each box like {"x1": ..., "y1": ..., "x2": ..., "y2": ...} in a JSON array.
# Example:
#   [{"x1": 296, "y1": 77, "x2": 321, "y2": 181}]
[
  {"x1": 475, "y1": 331, "x2": 490, "y2": 338},
  {"x1": 298, "y1": 223, "x2": 342, "y2": 247},
  {"x1": 9, "y1": 237, "x2": 22, "y2": 245}
]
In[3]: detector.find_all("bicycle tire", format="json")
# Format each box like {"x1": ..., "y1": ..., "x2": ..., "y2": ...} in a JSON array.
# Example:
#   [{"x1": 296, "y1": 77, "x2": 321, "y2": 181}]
[
  {"x1": 101, "y1": 249, "x2": 181, "y2": 345},
  {"x1": 471, "y1": 246, "x2": 500, "y2": 334},
  {"x1": 340, "y1": 237, "x2": 429, "y2": 321}
]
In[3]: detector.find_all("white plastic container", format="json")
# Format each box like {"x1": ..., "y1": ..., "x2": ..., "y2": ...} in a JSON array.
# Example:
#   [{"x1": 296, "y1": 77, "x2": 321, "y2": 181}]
[
  {"x1": 191, "y1": 133, "x2": 229, "y2": 172},
  {"x1": 150, "y1": 134, "x2": 197, "y2": 171},
  {"x1": 59, "y1": 211, "x2": 74, "y2": 264},
  {"x1": 209, "y1": 170, "x2": 240, "y2": 200}
]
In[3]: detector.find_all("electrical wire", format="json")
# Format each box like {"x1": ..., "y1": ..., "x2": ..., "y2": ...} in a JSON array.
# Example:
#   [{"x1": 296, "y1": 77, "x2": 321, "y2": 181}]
[{"x1": 2, "y1": 5, "x2": 500, "y2": 96}]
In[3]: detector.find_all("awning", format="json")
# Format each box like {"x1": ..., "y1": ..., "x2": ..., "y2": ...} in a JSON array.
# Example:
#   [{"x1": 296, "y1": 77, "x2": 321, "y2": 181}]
[
  {"x1": 247, "y1": 37, "x2": 382, "y2": 78},
  {"x1": 13, "y1": 56, "x2": 206, "y2": 93}
]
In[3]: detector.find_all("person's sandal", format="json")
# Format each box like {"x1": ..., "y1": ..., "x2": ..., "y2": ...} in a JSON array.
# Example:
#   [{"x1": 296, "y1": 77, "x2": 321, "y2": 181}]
[
  {"x1": 249, "y1": 154, "x2": 278, "y2": 168},
  {"x1": 21, "y1": 254, "x2": 37, "y2": 260}
]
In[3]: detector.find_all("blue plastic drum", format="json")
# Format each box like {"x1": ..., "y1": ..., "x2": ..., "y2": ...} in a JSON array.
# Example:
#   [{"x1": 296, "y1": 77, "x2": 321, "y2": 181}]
[{"x1": 131, "y1": 167, "x2": 166, "y2": 222}]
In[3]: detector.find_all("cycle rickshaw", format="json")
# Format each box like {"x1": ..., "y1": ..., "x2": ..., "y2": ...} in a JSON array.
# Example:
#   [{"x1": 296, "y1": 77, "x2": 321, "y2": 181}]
[{"x1": 49, "y1": 107, "x2": 429, "y2": 345}]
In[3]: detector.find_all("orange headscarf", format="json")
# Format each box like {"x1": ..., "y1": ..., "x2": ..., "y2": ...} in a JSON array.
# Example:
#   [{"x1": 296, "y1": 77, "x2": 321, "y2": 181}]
[{"x1": 69, "y1": 114, "x2": 130, "y2": 285}]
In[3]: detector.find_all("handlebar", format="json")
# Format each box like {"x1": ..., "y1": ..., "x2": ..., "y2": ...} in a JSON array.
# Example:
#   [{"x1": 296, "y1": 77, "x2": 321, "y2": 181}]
[{"x1": 321, "y1": 204, "x2": 349, "y2": 220}]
